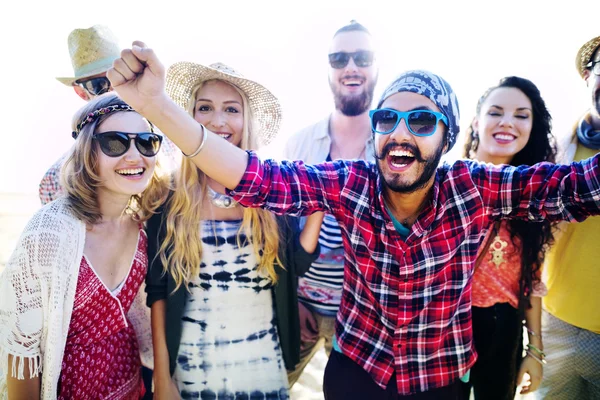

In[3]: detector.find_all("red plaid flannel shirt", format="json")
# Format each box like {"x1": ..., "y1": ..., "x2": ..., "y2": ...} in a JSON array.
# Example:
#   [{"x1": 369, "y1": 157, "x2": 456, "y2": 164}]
[{"x1": 230, "y1": 151, "x2": 600, "y2": 394}]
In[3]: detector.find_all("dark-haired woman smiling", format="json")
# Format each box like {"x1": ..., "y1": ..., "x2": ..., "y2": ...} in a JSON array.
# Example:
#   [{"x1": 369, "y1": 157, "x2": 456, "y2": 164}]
[{"x1": 462, "y1": 76, "x2": 557, "y2": 400}]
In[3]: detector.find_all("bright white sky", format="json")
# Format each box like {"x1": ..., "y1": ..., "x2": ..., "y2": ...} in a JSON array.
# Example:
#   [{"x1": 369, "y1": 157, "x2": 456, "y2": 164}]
[{"x1": 0, "y1": 0, "x2": 597, "y2": 194}]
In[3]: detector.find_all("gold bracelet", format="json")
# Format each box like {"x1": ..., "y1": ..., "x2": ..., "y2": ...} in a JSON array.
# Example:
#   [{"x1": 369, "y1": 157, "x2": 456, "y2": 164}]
[{"x1": 182, "y1": 124, "x2": 207, "y2": 158}]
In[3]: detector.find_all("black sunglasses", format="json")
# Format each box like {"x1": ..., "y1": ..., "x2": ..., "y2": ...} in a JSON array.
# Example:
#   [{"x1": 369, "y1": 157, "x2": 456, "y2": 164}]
[
  {"x1": 328, "y1": 51, "x2": 375, "y2": 69},
  {"x1": 92, "y1": 131, "x2": 163, "y2": 157},
  {"x1": 77, "y1": 76, "x2": 112, "y2": 96}
]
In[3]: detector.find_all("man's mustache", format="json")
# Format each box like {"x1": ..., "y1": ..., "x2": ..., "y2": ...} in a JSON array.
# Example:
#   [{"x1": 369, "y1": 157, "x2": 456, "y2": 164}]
[{"x1": 375, "y1": 142, "x2": 424, "y2": 162}]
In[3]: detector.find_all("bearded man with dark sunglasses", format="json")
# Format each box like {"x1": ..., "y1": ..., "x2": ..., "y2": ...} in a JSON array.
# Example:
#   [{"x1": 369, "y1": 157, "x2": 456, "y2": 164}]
[{"x1": 282, "y1": 20, "x2": 379, "y2": 388}]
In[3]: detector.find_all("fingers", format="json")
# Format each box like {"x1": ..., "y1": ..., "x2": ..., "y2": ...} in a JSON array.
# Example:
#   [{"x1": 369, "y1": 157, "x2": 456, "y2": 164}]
[
  {"x1": 107, "y1": 67, "x2": 127, "y2": 88},
  {"x1": 109, "y1": 48, "x2": 142, "y2": 86},
  {"x1": 113, "y1": 57, "x2": 138, "y2": 82},
  {"x1": 131, "y1": 42, "x2": 165, "y2": 79},
  {"x1": 121, "y1": 48, "x2": 146, "y2": 74}
]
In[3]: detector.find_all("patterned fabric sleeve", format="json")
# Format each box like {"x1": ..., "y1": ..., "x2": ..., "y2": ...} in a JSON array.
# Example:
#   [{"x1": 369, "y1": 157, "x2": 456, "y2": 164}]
[
  {"x1": 229, "y1": 151, "x2": 364, "y2": 217},
  {"x1": 39, "y1": 155, "x2": 66, "y2": 205},
  {"x1": 0, "y1": 214, "x2": 46, "y2": 381},
  {"x1": 470, "y1": 154, "x2": 600, "y2": 223}
]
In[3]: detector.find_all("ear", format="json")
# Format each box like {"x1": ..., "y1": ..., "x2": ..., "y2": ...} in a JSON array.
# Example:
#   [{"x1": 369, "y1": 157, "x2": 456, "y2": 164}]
[
  {"x1": 73, "y1": 85, "x2": 91, "y2": 101},
  {"x1": 472, "y1": 116, "x2": 479, "y2": 133},
  {"x1": 583, "y1": 69, "x2": 592, "y2": 86}
]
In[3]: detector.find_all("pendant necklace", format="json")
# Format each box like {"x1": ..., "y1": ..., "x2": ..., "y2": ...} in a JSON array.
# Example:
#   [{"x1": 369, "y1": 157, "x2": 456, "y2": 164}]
[{"x1": 207, "y1": 186, "x2": 238, "y2": 209}]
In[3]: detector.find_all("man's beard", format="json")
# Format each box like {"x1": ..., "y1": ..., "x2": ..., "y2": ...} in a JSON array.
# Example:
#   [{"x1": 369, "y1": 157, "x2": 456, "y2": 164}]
[
  {"x1": 330, "y1": 76, "x2": 376, "y2": 117},
  {"x1": 375, "y1": 142, "x2": 445, "y2": 194}
]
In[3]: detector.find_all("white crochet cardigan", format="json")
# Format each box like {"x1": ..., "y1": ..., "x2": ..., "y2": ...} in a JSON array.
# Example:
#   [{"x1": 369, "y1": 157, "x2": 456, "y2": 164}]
[{"x1": 0, "y1": 198, "x2": 153, "y2": 399}]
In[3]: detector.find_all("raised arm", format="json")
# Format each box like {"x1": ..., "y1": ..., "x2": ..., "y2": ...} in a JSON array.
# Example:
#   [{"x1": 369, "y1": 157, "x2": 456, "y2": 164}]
[
  {"x1": 107, "y1": 42, "x2": 248, "y2": 190},
  {"x1": 471, "y1": 156, "x2": 600, "y2": 223},
  {"x1": 108, "y1": 42, "x2": 364, "y2": 216}
]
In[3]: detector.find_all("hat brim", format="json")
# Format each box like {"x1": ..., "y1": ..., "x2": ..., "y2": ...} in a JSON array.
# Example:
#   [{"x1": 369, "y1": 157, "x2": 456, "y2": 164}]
[
  {"x1": 55, "y1": 63, "x2": 114, "y2": 87},
  {"x1": 166, "y1": 61, "x2": 282, "y2": 147},
  {"x1": 576, "y1": 36, "x2": 600, "y2": 79}
]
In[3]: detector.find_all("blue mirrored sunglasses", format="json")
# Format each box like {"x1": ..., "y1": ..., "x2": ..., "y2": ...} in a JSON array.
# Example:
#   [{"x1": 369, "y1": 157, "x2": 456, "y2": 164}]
[{"x1": 369, "y1": 108, "x2": 448, "y2": 136}]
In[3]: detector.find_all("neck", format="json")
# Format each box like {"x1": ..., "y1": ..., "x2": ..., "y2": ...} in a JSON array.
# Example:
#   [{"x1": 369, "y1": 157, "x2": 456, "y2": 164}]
[
  {"x1": 95, "y1": 189, "x2": 133, "y2": 226},
  {"x1": 589, "y1": 111, "x2": 600, "y2": 130},
  {"x1": 207, "y1": 177, "x2": 227, "y2": 193},
  {"x1": 475, "y1": 150, "x2": 512, "y2": 166},
  {"x1": 383, "y1": 179, "x2": 434, "y2": 227},
  {"x1": 330, "y1": 109, "x2": 371, "y2": 142}
]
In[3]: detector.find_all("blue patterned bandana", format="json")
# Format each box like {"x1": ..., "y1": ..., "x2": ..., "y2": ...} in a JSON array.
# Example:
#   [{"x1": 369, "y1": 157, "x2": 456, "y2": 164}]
[{"x1": 377, "y1": 70, "x2": 460, "y2": 150}]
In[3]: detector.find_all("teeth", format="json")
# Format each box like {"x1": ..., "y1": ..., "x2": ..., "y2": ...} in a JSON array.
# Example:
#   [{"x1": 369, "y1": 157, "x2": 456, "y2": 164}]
[
  {"x1": 391, "y1": 161, "x2": 409, "y2": 167},
  {"x1": 494, "y1": 134, "x2": 515, "y2": 141},
  {"x1": 117, "y1": 168, "x2": 144, "y2": 175},
  {"x1": 217, "y1": 133, "x2": 232, "y2": 139},
  {"x1": 389, "y1": 150, "x2": 414, "y2": 157},
  {"x1": 343, "y1": 80, "x2": 362, "y2": 86}
]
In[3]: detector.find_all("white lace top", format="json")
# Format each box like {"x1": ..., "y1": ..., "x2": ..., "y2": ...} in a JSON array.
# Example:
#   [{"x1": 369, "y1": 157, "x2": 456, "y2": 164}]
[{"x1": 0, "y1": 198, "x2": 153, "y2": 399}]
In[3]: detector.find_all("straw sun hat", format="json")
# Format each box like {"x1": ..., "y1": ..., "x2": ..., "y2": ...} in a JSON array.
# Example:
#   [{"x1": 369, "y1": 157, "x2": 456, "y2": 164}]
[
  {"x1": 575, "y1": 35, "x2": 600, "y2": 79},
  {"x1": 56, "y1": 25, "x2": 120, "y2": 86},
  {"x1": 166, "y1": 62, "x2": 282, "y2": 147}
]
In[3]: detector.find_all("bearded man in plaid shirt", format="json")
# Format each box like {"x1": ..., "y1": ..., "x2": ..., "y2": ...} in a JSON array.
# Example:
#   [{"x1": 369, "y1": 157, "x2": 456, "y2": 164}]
[{"x1": 109, "y1": 44, "x2": 600, "y2": 399}]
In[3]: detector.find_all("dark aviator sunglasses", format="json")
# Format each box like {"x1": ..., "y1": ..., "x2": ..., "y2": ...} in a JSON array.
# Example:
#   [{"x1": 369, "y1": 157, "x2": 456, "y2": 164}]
[
  {"x1": 77, "y1": 76, "x2": 112, "y2": 96},
  {"x1": 328, "y1": 50, "x2": 375, "y2": 69},
  {"x1": 93, "y1": 132, "x2": 163, "y2": 158}
]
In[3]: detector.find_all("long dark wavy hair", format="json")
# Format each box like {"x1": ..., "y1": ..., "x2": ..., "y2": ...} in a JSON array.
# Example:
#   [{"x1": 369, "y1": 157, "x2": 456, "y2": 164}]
[{"x1": 464, "y1": 76, "x2": 557, "y2": 313}]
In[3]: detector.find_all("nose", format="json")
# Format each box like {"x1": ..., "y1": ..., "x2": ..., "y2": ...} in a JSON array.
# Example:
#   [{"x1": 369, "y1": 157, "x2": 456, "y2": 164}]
[
  {"x1": 208, "y1": 111, "x2": 227, "y2": 129},
  {"x1": 123, "y1": 137, "x2": 143, "y2": 162},
  {"x1": 344, "y1": 56, "x2": 359, "y2": 73},
  {"x1": 389, "y1": 117, "x2": 413, "y2": 142},
  {"x1": 499, "y1": 115, "x2": 514, "y2": 128}
]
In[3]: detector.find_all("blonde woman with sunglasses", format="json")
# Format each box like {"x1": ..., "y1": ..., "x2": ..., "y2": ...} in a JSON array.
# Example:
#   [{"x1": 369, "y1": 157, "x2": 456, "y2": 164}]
[{"x1": 0, "y1": 93, "x2": 170, "y2": 399}]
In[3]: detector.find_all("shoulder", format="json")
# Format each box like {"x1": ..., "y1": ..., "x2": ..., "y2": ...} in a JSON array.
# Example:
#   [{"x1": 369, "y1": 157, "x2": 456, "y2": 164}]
[
  {"x1": 284, "y1": 118, "x2": 329, "y2": 148},
  {"x1": 25, "y1": 197, "x2": 82, "y2": 234}
]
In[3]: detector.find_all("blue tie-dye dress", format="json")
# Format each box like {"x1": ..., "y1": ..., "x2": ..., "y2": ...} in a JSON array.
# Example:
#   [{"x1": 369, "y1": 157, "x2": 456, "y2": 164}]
[{"x1": 174, "y1": 219, "x2": 289, "y2": 399}]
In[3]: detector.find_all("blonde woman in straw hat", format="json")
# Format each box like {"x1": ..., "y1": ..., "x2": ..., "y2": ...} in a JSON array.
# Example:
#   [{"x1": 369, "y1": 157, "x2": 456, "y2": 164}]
[
  {"x1": 145, "y1": 61, "x2": 323, "y2": 399},
  {"x1": 0, "y1": 92, "x2": 170, "y2": 399}
]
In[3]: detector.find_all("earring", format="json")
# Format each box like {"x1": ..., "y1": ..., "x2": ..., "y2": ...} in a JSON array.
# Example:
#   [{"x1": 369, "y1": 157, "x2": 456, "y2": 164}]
[{"x1": 469, "y1": 131, "x2": 479, "y2": 159}]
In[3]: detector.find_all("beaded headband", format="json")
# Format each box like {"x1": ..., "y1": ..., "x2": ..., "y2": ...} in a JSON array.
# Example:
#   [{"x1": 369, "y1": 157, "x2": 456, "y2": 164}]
[{"x1": 72, "y1": 104, "x2": 137, "y2": 139}]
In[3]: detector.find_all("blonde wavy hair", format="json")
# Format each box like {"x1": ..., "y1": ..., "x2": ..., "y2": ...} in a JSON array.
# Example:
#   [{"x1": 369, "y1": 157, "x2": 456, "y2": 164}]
[
  {"x1": 61, "y1": 93, "x2": 170, "y2": 226},
  {"x1": 158, "y1": 79, "x2": 282, "y2": 291}
]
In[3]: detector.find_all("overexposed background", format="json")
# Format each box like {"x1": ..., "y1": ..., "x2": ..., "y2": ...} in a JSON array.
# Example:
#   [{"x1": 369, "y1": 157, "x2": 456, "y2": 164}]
[
  {"x1": 0, "y1": 0, "x2": 596, "y2": 195},
  {"x1": 0, "y1": 1, "x2": 597, "y2": 398}
]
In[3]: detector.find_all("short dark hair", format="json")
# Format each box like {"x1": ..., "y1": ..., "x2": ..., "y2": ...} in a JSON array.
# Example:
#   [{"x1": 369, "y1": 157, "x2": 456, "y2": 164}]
[{"x1": 334, "y1": 20, "x2": 371, "y2": 37}]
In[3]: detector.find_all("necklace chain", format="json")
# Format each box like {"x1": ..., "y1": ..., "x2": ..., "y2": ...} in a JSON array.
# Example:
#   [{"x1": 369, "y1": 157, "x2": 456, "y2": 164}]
[{"x1": 207, "y1": 186, "x2": 238, "y2": 209}]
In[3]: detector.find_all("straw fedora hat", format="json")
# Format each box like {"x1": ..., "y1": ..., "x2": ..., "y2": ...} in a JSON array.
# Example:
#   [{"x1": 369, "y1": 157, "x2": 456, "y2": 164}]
[
  {"x1": 166, "y1": 61, "x2": 282, "y2": 147},
  {"x1": 56, "y1": 25, "x2": 120, "y2": 86},
  {"x1": 575, "y1": 35, "x2": 600, "y2": 79}
]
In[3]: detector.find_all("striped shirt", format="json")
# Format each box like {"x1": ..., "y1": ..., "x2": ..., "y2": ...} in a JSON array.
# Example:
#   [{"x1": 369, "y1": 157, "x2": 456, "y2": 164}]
[{"x1": 298, "y1": 213, "x2": 345, "y2": 315}]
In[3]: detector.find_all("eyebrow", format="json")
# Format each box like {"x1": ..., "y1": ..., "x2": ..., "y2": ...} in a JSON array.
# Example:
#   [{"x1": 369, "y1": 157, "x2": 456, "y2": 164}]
[
  {"x1": 406, "y1": 105, "x2": 435, "y2": 112},
  {"x1": 195, "y1": 98, "x2": 242, "y2": 105},
  {"x1": 489, "y1": 105, "x2": 532, "y2": 111}
]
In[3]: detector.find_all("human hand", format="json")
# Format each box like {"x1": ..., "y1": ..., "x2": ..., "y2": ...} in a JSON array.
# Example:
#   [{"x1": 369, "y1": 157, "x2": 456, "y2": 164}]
[
  {"x1": 517, "y1": 354, "x2": 543, "y2": 394},
  {"x1": 107, "y1": 41, "x2": 168, "y2": 115},
  {"x1": 298, "y1": 302, "x2": 319, "y2": 347}
]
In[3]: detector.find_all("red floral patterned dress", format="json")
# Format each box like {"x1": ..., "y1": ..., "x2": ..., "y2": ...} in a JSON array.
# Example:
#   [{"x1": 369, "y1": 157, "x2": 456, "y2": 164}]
[{"x1": 58, "y1": 230, "x2": 147, "y2": 400}]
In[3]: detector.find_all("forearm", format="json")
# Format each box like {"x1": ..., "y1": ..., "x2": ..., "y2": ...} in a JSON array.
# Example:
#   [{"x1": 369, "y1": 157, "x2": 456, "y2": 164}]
[
  {"x1": 525, "y1": 296, "x2": 543, "y2": 351},
  {"x1": 143, "y1": 95, "x2": 248, "y2": 189},
  {"x1": 151, "y1": 300, "x2": 172, "y2": 381},
  {"x1": 299, "y1": 212, "x2": 325, "y2": 254},
  {"x1": 6, "y1": 355, "x2": 41, "y2": 400}
]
